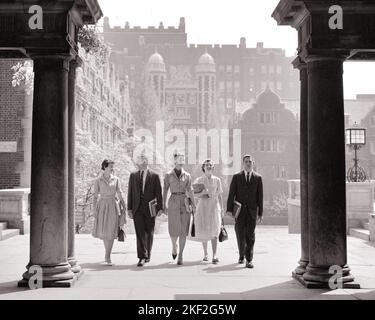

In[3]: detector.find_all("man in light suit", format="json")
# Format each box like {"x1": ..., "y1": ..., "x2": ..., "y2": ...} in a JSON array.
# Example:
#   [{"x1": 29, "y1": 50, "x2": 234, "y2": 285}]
[
  {"x1": 226, "y1": 155, "x2": 263, "y2": 269},
  {"x1": 127, "y1": 154, "x2": 163, "y2": 267}
]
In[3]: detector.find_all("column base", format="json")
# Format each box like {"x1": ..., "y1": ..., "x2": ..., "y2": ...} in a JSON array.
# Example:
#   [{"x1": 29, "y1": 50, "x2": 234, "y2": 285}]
[
  {"x1": 293, "y1": 259, "x2": 309, "y2": 276},
  {"x1": 68, "y1": 257, "x2": 82, "y2": 274},
  {"x1": 293, "y1": 264, "x2": 361, "y2": 289},
  {"x1": 18, "y1": 268, "x2": 84, "y2": 289}
]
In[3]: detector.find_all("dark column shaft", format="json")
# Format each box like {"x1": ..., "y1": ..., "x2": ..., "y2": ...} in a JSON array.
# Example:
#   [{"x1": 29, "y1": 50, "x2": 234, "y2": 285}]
[
  {"x1": 68, "y1": 60, "x2": 81, "y2": 273},
  {"x1": 294, "y1": 61, "x2": 309, "y2": 276},
  {"x1": 22, "y1": 56, "x2": 74, "y2": 283},
  {"x1": 303, "y1": 57, "x2": 353, "y2": 284}
]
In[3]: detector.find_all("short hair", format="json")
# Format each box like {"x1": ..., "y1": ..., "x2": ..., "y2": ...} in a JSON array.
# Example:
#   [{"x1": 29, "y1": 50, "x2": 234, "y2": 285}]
[
  {"x1": 173, "y1": 151, "x2": 184, "y2": 160},
  {"x1": 243, "y1": 154, "x2": 253, "y2": 162},
  {"x1": 201, "y1": 159, "x2": 214, "y2": 172},
  {"x1": 101, "y1": 159, "x2": 115, "y2": 171}
]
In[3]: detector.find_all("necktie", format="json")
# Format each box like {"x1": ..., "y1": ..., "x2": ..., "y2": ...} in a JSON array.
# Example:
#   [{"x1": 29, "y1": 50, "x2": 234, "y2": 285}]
[
  {"x1": 140, "y1": 170, "x2": 144, "y2": 193},
  {"x1": 246, "y1": 172, "x2": 250, "y2": 184}
]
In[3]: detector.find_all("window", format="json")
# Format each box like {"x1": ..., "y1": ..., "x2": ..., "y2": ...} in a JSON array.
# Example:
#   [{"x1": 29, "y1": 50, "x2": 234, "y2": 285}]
[
  {"x1": 227, "y1": 82, "x2": 232, "y2": 90},
  {"x1": 261, "y1": 65, "x2": 267, "y2": 74},
  {"x1": 277, "y1": 66, "x2": 282, "y2": 74},
  {"x1": 219, "y1": 81, "x2": 225, "y2": 90},
  {"x1": 226, "y1": 65, "x2": 233, "y2": 73},
  {"x1": 259, "y1": 112, "x2": 278, "y2": 124},
  {"x1": 234, "y1": 65, "x2": 240, "y2": 73},
  {"x1": 277, "y1": 82, "x2": 282, "y2": 91},
  {"x1": 234, "y1": 81, "x2": 240, "y2": 89},
  {"x1": 249, "y1": 67, "x2": 255, "y2": 76},
  {"x1": 219, "y1": 65, "x2": 225, "y2": 73},
  {"x1": 269, "y1": 65, "x2": 275, "y2": 74},
  {"x1": 261, "y1": 82, "x2": 267, "y2": 90}
]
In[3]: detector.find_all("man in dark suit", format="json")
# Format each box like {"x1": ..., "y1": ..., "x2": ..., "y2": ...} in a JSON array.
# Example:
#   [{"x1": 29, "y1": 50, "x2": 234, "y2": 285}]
[
  {"x1": 127, "y1": 154, "x2": 163, "y2": 267},
  {"x1": 226, "y1": 155, "x2": 263, "y2": 269}
]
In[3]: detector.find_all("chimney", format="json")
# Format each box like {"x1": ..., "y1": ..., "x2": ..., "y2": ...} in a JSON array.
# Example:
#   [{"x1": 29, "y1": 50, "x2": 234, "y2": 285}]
[
  {"x1": 256, "y1": 42, "x2": 264, "y2": 49},
  {"x1": 240, "y1": 37, "x2": 246, "y2": 48},
  {"x1": 179, "y1": 17, "x2": 185, "y2": 32}
]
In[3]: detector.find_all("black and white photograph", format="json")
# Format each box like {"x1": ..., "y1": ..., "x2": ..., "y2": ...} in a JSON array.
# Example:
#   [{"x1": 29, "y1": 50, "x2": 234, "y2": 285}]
[{"x1": 0, "y1": 0, "x2": 375, "y2": 306}]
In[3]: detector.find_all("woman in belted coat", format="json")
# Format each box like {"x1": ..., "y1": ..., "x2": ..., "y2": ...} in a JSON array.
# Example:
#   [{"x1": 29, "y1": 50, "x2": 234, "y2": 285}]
[{"x1": 163, "y1": 152, "x2": 196, "y2": 265}]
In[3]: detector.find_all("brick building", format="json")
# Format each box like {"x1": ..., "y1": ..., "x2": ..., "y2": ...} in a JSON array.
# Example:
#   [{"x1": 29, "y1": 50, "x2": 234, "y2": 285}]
[
  {"x1": 102, "y1": 17, "x2": 300, "y2": 129},
  {"x1": 0, "y1": 59, "x2": 32, "y2": 189},
  {"x1": 0, "y1": 48, "x2": 134, "y2": 190},
  {"x1": 240, "y1": 86, "x2": 299, "y2": 204}
]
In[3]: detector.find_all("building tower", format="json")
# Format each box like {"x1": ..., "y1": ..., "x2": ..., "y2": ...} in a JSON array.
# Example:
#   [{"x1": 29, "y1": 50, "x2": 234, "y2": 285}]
[
  {"x1": 196, "y1": 50, "x2": 216, "y2": 126},
  {"x1": 146, "y1": 49, "x2": 166, "y2": 109}
]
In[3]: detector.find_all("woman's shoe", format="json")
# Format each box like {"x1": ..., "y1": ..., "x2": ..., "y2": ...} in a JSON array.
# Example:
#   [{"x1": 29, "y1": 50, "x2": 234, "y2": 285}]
[
  {"x1": 212, "y1": 258, "x2": 219, "y2": 265},
  {"x1": 172, "y1": 254, "x2": 177, "y2": 260},
  {"x1": 106, "y1": 260, "x2": 114, "y2": 266},
  {"x1": 177, "y1": 255, "x2": 183, "y2": 265},
  {"x1": 203, "y1": 255, "x2": 209, "y2": 262}
]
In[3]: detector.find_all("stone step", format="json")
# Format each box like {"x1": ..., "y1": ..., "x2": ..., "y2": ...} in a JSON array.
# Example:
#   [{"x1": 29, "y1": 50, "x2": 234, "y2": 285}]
[
  {"x1": 364, "y1": 223, "x2": 369, "y2": 231},
  {"x1": 0, "y1": 222, "x2": 7, "y2": 231},
  {"x1": 349, "y1": 228, "x2": 370, "y2": 241},
  {"x1": 0, "y1": 228, "x2": 20, "y2": 241}
]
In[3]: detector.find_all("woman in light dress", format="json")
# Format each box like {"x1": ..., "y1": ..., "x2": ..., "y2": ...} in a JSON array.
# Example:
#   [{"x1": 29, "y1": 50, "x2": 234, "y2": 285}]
[
  {"x1": 163, "y1": 152, "x2": 196, "y2": 265},
  {"x1": 190, "y1": 159, "x2": 224, "y2": 264},
  {"x1": 92, "y1": 160, "x2": 126, "y2": 266}
]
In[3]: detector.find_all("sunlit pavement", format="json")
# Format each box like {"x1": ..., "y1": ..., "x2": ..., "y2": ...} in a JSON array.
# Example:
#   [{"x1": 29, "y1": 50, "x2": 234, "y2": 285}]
[{"x1": 0, "y1": 224, "x2": 375, "y2": 300}]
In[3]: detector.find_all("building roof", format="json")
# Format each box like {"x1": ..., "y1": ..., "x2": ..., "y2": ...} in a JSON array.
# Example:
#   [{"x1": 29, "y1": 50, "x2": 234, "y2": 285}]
[
  {"x1": 147, "y1": 51, "x2": 166, "y2": 73},
  {"x1": 255, "y1": 85, "x2": 282, "y2": 107},
  {"x1": 196, "y1": 51, "x2": 216, "y2": 73}
]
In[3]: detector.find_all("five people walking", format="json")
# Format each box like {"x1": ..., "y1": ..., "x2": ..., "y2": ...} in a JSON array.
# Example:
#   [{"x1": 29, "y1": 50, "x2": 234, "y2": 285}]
[{"x1": 92, "y1": 153, "x2": 263, "y2": 268}]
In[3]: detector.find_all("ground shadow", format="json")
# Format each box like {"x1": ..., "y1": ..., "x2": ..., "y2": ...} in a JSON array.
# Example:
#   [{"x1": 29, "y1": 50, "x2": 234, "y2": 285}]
[
  {"x1": 175, "y1": 279, "x2": 375, "y2": 300},
  {"x1": 202, "y1": 263, "x2": 243, "y2": 273},
  {"x1": 79, "y1": 260, "x2": 204, "y2": 272},
  {"x1": 0, "y1": 281, "x2": 28, "y2": 296}
]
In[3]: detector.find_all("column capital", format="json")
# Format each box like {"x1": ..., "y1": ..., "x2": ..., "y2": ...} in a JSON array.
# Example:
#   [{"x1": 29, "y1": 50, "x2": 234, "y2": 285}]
[
  {"x1": 292, "y1": 57, "x2": 307, "y2": 70},
  {"x1": 30, "y1": 54, "x2": 73, "y2": 73}
]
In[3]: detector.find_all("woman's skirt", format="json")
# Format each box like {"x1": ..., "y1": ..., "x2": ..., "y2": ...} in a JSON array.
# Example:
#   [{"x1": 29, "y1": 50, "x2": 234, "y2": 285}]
[{"x1": 92, "y1": 198, "x2": 119, "y2": 240}]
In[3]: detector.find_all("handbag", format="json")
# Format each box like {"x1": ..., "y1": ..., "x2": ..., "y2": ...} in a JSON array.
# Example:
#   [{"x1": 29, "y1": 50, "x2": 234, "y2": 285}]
[
  {"x1": 219, "y1": 223, "x2": 228, "y2": 242},
  {"x1": 118, "y1": 227, "x2": 125, "y2": 242}
]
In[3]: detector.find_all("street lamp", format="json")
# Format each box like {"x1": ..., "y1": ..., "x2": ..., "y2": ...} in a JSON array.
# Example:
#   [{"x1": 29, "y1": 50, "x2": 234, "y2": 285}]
[{"x1": 346, "y1": 122, "x2": 367, "y2": 182}]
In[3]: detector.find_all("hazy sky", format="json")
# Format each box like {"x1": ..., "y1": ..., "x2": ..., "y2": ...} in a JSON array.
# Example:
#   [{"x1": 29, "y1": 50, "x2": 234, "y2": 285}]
[{"x1": 98, "y1": 0, "x2": 375, "y2": 99}]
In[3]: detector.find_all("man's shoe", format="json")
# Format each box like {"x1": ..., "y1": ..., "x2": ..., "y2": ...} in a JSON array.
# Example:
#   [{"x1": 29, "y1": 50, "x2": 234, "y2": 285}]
[
  {"x1": 137, "y1": 259, "x2": 146, "y2": 267},
  {"x1": 246, "y1": 261, "x2": 254, "y2": 269},
  {"x1": 238, "y1": 257, "x2": 245, "y2": 264},
  {"x1": 145, "y1": 258, "x2": 150, "y2": 263}
]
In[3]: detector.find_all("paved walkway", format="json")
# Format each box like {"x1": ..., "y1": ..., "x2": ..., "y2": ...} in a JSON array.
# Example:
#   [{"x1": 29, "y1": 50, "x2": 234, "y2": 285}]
[{"x1": 0, "y1": 224, "x2": 375, "y2": 300}]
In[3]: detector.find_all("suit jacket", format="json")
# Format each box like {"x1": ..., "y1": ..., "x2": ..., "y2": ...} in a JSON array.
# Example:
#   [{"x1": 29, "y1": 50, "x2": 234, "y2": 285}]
[
  {"x1": 127, "y1": 169, "x2": 163, "y2": 215},
  {"x1": 226, "y1": 171, "x2": 263, "y2": 217}
]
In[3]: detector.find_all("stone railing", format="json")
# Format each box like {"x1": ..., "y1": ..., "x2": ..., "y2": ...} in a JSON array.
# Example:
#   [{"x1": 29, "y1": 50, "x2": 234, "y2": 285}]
[
  {"x1": 0, "y1": 189, "x2": 30, "y2": 234},
  {"x1": 287, "y1": 180, "x2": 301, "y2": 234},
  {"x1": 287, "y1": 180, "x2": 375, "y2": 240}
]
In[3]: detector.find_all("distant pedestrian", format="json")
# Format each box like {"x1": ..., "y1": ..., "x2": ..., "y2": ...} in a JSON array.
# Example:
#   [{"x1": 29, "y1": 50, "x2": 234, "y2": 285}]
[
  {"x1": 163, "y1": 152, "x2": 196, "y2": 265},
  {"x1": 188, "y1": 159, "x2": 224, "y2": 264},
  {"x1": 92, "y1": 159, "x2": 126, "y2": 266},
  {"x1": 226, "y1": 155, "x2": 263, "y2": 269},
  {"x1": 127, "y1": 154, "x2": 163, "y2": 267}
]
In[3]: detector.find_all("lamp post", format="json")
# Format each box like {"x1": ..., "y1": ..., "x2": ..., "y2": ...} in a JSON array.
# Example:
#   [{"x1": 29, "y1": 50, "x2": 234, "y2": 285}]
[{"x1": 346, "y1": 122, "x2": 367, "y2": 182}]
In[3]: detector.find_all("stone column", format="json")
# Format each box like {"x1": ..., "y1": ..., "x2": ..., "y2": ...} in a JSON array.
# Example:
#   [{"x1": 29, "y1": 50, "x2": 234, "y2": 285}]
[
  {"x1": 293, "y1": 59, "x2": 309, "y2": 277},
  {"x1": 68, "y1": 59, "x2": 81, "y2": 274},
  {"x1": 302, "y1": 56, "x2": 356, "y2": 287},
  {"x1": 19, "y1": 56, "x2": 74, "y2": 287}
]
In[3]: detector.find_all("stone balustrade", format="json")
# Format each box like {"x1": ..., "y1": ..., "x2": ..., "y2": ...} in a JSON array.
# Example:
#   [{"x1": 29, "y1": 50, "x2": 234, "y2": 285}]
[{"x1": 0, "y1": 188, "x2": 30, "y2": 234}]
